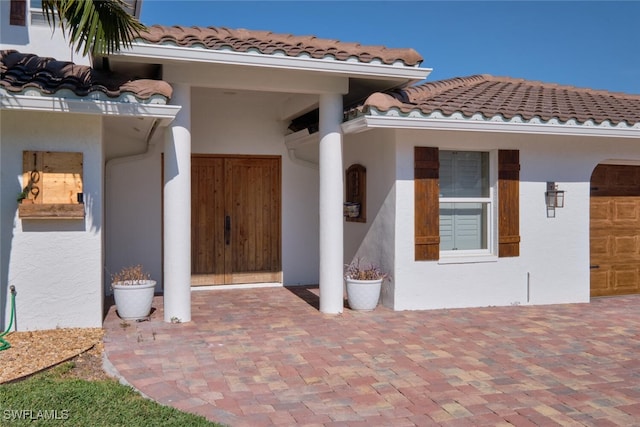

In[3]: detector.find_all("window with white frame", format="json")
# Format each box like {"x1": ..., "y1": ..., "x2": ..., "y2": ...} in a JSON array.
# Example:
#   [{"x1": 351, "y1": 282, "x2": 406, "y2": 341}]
[
  {"x1": 29, "y1": 0, "x2": 46, "y2": 26},
  {"x1": 414, "y1": 146, "x2": 519, "y2": 261},
  {"x1": 439, "y1": 151, "x2": 491, "y2": 252}
]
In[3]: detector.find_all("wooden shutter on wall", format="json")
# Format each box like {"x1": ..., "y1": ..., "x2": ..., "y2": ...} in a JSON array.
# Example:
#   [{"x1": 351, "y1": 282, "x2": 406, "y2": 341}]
[
  {"x1": 498, "y1": 149, "x2": 520, "y2": 257},
  {"x1": 10, "y1": 0, "x2": 26, "y2": 26},
  {"x1": 415, "y1": 147, "x2": 440, "y2": 260}
]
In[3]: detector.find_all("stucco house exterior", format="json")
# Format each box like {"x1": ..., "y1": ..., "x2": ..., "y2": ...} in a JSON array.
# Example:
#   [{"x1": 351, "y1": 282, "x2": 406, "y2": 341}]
[{"x1": 3, "y1": 0, "x2": 640, "y2": 331}]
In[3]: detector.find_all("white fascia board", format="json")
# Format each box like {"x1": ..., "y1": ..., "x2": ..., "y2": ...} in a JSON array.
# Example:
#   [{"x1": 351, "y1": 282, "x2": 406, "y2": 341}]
[
  {"x1": 341, "y1": 117, "x2": 370, "y2": 134},
  {"x1": 284, "y1": 128, "x2": 318, "y2": 148},
  {"x1": 344, "y1": 115, "x2": 640, "y2": 139},
  {"x1": 1, "y1": 95, "x2": 180, "y2": 126},
  {"x1": 116, "y1": 43, "x2": 432, "y2": 82},
  {"x1": 163, "y1": 62, "x2": 349, "y2": 94}
]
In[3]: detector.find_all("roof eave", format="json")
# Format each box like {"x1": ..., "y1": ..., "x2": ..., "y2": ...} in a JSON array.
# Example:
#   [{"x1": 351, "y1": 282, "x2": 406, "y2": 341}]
[
  {"x1": 0, "y1": 94, "x2": 180, "y2": 126},
  {"x1": 342, "y1": 113, "x2": 640, "y2": 139},
  {"x1": 113, "y1": 43, "x2": 431, "y2": 83}
]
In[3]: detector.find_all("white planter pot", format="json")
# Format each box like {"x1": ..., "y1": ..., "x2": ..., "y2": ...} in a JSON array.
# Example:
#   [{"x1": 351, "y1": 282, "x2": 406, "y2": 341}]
[
  {"x1": 112, "y1": 280, "x2": 156, "y2": 320},
  {"x1": 345, "y1": 278, "x2": 383, "y2": 310}
]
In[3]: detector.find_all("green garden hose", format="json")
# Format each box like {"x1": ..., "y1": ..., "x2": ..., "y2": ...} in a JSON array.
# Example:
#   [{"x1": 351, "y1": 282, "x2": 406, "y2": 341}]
[{"x1": 0, "y1": 286, "x2": 16, "y2": 351}]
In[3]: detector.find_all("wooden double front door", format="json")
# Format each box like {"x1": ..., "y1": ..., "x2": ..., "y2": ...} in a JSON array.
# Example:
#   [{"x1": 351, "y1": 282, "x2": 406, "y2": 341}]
[
  {"x1": 590, "y1": 164, "x2": 640, "y2": 296},
  {"x1": 191, "y1": 155, "x2": 282, "y2": 286}
]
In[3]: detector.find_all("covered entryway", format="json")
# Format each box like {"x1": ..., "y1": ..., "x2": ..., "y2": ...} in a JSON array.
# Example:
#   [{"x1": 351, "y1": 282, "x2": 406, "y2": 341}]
[
  {"x1": 191, "y1": 155, "x2": 282, "y2": 286},
  {"x1": 590, "y1": 164, "x2": 640, "y2": 296}
]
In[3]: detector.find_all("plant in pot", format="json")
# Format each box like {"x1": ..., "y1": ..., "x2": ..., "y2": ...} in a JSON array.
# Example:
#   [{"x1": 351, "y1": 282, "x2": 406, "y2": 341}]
[
  {"x1": 111, "y1": 264, "x2": 156, "y2": 320},
  {"x1": 344, "y1": 258, "x2": 389, "y2": 310}
]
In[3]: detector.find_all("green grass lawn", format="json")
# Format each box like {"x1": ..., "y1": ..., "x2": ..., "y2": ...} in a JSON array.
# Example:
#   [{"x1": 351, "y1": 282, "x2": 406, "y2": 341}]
[{"x1": 0, "y1": 363, "x2": 224, "y2": 426}]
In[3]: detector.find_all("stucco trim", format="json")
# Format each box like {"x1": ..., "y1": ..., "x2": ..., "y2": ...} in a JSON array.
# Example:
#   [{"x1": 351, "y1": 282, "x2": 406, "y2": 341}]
[
  {"x1": 343, "y1": 113, "x2": 640, "y2": 139},
  {"x1": 0, "y1": 95, "x2": 180, "y2": 125},
  {"x1": 115, "y1": 43, "x2": 432, "y2": 82}
]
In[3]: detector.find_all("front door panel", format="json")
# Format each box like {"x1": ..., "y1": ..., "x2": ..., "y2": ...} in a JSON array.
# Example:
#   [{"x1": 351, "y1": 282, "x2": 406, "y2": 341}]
[
  {"x1": 191, "y1": 155, "x2": 281, "y2": 285},
  {"x1": 191, "y1": 157, "x2": 225, "y2": 285}
]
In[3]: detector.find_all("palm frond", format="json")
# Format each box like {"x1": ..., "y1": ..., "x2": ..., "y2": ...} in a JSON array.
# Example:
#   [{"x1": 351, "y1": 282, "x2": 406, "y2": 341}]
[{"x1": 41, "y1": 0, "x2": 147, "y2": 56}]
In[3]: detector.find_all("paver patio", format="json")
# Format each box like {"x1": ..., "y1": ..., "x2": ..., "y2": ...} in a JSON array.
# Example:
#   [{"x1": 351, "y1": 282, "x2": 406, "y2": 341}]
[{"x1": 103, "y1": 286, "x2": 640, "y2": 426}]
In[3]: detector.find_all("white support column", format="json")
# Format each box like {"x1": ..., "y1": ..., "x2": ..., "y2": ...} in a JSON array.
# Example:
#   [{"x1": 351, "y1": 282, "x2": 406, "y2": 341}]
[
  {"x1": 163, "y1": 83, "x2": 191, "y2": 323},
  {"x1": 318, "y1": 93, "x2": 344, "y2": 314}
]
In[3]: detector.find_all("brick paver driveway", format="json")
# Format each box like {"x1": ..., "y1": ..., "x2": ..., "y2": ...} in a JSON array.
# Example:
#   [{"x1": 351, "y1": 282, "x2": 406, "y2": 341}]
[{"x1": 103, "y1": 287, "x2": 640, "y2": 426}]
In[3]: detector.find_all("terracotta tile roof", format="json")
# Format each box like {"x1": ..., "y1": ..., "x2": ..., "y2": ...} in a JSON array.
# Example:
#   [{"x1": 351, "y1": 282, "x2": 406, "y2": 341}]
[
  {"x1": 0, "y1": 50, "x2": 172, "y2": 102},
  {"x1": 137, "y1": 25, "x2": 423, "y2": 66},
  {"x1": 362, "y1": 74, "x2": 640, "y2": 126}
]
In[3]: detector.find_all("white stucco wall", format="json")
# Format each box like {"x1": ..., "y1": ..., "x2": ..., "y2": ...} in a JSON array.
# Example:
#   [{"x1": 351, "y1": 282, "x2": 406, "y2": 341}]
[
  {"x1": 1, "y1": 110, "x2": 103, "y2": 330},
  {"x1": 343, "y1": 129, "x2": 397, "y2": 307},
  {"x1": 0, "y1": 1, "x2": 90, "y2": 65},
  {"x1": 104, "y1": 131, "x2": 161, "y2": 291},
  {"x1": 387, "y1": 128, "x2": 640, "y2": 310},
  {"x1": 106, "y1": 88, "x2": 320, "y2": 287}
]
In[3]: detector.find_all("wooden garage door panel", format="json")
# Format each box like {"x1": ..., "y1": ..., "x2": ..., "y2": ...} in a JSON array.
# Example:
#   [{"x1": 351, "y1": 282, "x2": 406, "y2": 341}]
[
  {"x1": 613, "y1": 198, "x2": 640, "y2": 221},
  {"x1": 612, "y1": 236, "x2": 639, "y2": 257},
  {"x1": 590, "y1": 199, "x2": 610, "y2": 222},
  {"x1": 612, "y1": 266, "x2": 640, "y2": 292},
  {"x1": 590, "y1": 235, "x2": 610, "y2": 257},
  {"x1": 591, "y1": 164, "x2": 640, "y2": 297},
  {"x1": 591, "y1": 264, "x2": 640, "y2": 296},
  {"x1": 592, "y1": 164, "x2": 640, "y2": 196},
  {"x1": 590, "y1": 268, "x2": 610, "y2": 296}
]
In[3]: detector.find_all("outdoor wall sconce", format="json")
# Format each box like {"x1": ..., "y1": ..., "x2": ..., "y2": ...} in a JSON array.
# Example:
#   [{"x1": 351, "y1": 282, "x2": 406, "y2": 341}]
[
  {"x1": 545, "y1": 182, "x2": 565, "y2": 218},
  {"x1": 345, "y1": 164, "x2": 366, "y2": 223}
]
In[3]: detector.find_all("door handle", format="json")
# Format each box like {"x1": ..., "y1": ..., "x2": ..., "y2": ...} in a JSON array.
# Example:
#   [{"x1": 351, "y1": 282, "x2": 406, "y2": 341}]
[
  {"x1": 225, "y1": 215, "x2": 231, "y2": 245},
  {"x1": 590, "y1": 265, "x2": 600, "y2": 269}
]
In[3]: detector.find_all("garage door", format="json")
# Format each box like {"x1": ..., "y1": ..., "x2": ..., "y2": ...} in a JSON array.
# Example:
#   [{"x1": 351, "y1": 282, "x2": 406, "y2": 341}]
[{"x1": 590, "y1": 164, "x2": 640, "y2": 297}]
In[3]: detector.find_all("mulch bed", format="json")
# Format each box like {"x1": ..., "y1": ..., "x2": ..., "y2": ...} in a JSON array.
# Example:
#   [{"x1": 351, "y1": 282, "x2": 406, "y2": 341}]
[{"x1": 0, "y1": 328, "x2": 107, "y2": 383}]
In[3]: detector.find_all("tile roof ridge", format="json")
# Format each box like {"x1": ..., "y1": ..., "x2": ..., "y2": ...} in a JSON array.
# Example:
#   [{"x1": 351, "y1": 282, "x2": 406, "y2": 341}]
[{"x1": 138, "y1": 24, "x2": 423, "y2": 66}]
